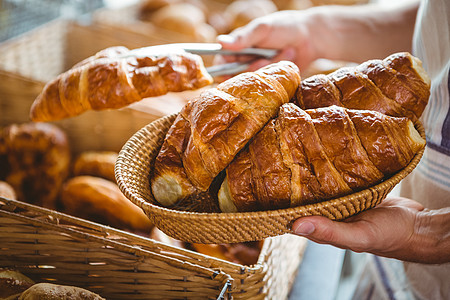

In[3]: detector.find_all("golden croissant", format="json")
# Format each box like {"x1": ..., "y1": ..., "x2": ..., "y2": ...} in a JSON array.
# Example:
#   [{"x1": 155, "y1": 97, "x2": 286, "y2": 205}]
[
  {"x1": 218, "y1": 104, "x2": 426, "y2": 212},
  {"x1": 30, "y1": 46, "x2": 213, "y2": 122},
  {"x1": 296, "y1": 52, "x2": 430, "y2": 120},
  {"x1": 151, "y1": 61, "x2": 301, "y2": 208}
]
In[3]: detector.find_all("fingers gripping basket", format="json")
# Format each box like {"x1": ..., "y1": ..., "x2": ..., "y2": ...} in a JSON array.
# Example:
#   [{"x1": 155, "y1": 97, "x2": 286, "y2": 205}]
[{"x1": 115, "y1": 114, "x2": 426, "y2": 244}]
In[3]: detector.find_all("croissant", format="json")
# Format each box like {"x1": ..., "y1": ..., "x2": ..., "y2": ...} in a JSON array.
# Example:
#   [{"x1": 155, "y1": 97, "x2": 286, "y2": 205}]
[
  {"x1": 30, "y1": 46, "x2": 213, "y2": 122},
  {"x1": 295, "y1": 52, "x2": 430, "y2": 120},
  {"x1": 151, "y1": 61, "x2": 301, "y2": 208},
  {"x1": 218, "y1": 104, "x2": 426, "y2": 212}
]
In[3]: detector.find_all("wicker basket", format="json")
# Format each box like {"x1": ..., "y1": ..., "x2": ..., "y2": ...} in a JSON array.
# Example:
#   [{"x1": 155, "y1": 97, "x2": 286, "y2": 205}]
[
  {"x1": 0, "y1": 197, "x2": 233, "y2": 299},
  {"x1": 115, "y1": 113, "x2": 426, "y2": 244},
  {"x1": 0, "y1": 196, "x2": 307, "y2": 299}
]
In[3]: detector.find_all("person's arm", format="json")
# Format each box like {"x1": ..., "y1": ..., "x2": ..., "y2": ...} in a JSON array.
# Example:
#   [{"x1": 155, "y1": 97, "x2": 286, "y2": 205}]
[
  {"x1": 291, "y1": 197, "x2": 450, "y2": 264},
  {"x1": 217, "y1": 1, "x2": 419, "y2": 71}
]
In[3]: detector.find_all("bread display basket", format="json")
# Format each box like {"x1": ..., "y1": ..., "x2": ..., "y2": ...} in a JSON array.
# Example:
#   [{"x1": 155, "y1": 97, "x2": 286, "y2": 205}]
[{"x1": 115, "y1": 113, "x2": 426, "y2": 244}]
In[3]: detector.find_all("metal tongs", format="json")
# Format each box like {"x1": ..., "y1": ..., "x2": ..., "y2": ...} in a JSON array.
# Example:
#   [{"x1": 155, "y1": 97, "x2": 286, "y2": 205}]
[{"x1": 127, "y1": 43, "x2": 279, "y2": 77}]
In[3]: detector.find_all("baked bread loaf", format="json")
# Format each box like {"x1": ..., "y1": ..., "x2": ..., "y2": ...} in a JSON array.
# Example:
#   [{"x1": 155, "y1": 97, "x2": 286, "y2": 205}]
[
  {"x1": 151, "y1": 61, "x2": 301, "y2": 209},
  {"x1": 30, "y1": 46, "x2": 213, "y2": 122},
  {"x1": 60, "y1": 176, "x2": 153, "y2": 234},
  {"x1": 218, "y1": 104, "x2": 425, "y2": 212},
  {"x1": 72, "y1": 151, "x2": 118, "y2": 182},
  {"x1": 0, "y1": 123, "x2": 70, "y2": 208},
  {"x1": 295, "y1": 52, "x2": 430, "y2": 120},
  {"x1": 0, "y1": 268, "x2": 34, "y2": 299},
  {"x1": 19, "y1": 283, "x2": 104, "y2": 300}
]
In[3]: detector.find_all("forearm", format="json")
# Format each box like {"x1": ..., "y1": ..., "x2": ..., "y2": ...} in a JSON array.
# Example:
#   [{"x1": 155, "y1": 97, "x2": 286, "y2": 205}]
[{"x1": 309, "y1": 1, "x2": 419, "y2": 63}]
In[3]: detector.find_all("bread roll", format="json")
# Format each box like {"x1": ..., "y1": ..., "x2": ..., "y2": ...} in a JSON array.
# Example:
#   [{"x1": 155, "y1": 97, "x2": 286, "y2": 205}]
[
  {"x1": 296, "y1": 52, "x2": 430, "y2": 120},
  {"x1": 19, "y1": 283, "x2": 104, "y2": 300},
  {"x1": 0, "y1": 123, "x2": 70, "y2": 208},
  {"x1": 150, "y1": 227, "x2": 185, "y2": 248},
  {"x1": 0, "y1": 268, "x2": 34, "y2": 299},
  {"x1": 72, "y1": 151, "x2": 118, "y2": 182},
  {"x1": 225, "y1": 0, "x2": 278, "y2": 30},
  {"x1": 60, "y1": 176, "x2": 153, "y2": 234}
]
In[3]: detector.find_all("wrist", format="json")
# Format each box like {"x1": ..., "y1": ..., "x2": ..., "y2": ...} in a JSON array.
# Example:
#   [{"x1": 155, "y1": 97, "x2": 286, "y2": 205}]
[
  {"x1": 297, "y1": 6, "x2": 328, "y2": 63},
  {"x1": 410, "y1": 208, "x2": 450, "y2": 264}
]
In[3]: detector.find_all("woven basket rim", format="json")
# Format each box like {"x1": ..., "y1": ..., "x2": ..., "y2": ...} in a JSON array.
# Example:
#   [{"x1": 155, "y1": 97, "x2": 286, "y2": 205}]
[
  {"x1": 116, "y1": 112, "x2": 425, "y2": 225},
  {"x1": 0, "y1": 196, "x2": 235, "y2": 277},
  {"x1": 0, "y1": 196, "x2": 237, "y2": 298}
]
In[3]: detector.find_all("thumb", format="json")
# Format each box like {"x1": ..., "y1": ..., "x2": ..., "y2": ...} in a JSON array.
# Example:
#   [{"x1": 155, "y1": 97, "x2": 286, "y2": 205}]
[{"x1": 291, "y1": 216, "x2": 370, "y2": 251}]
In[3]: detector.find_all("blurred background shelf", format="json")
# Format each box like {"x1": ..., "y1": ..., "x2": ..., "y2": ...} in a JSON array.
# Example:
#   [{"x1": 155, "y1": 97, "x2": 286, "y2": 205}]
[{"x1": 0, "y1": 0, "x2": 103, "y2": 42}]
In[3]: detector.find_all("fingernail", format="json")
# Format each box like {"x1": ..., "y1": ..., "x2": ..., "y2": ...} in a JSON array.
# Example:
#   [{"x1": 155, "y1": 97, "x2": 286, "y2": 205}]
[
  {"x1": 217, "y1": 34, "x2": 236, "y2": 44},
  {"x1": 293, "y1": 221, "x2": 315, "y2": 236}
]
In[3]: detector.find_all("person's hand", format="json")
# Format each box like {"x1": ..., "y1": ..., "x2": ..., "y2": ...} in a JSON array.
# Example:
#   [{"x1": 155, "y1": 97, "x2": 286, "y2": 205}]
[
  {"x1": 216, "y1": 1, "x2": 419, "y2": 74},
  {"x1": 291, "y1": 197, "x2": 450, "y2": 264},
  {"x1": 216, "y1": 9, "x2": 320, "y2": 72}
]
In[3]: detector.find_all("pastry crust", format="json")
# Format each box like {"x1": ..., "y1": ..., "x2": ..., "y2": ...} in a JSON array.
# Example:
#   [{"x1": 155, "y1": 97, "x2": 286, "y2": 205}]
[
  {"x1": 219, "y1": 104, "x2": 425, "y2": 212},
  {"x1": 30, "y1": 46, "x2": 213, "y2": 122},
  {"x1": 152, "y1": 61, "x2": 301, "y2": 208},
  {"x1": 296, "y1": 52, "x2": 430, "y2": 120}
]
